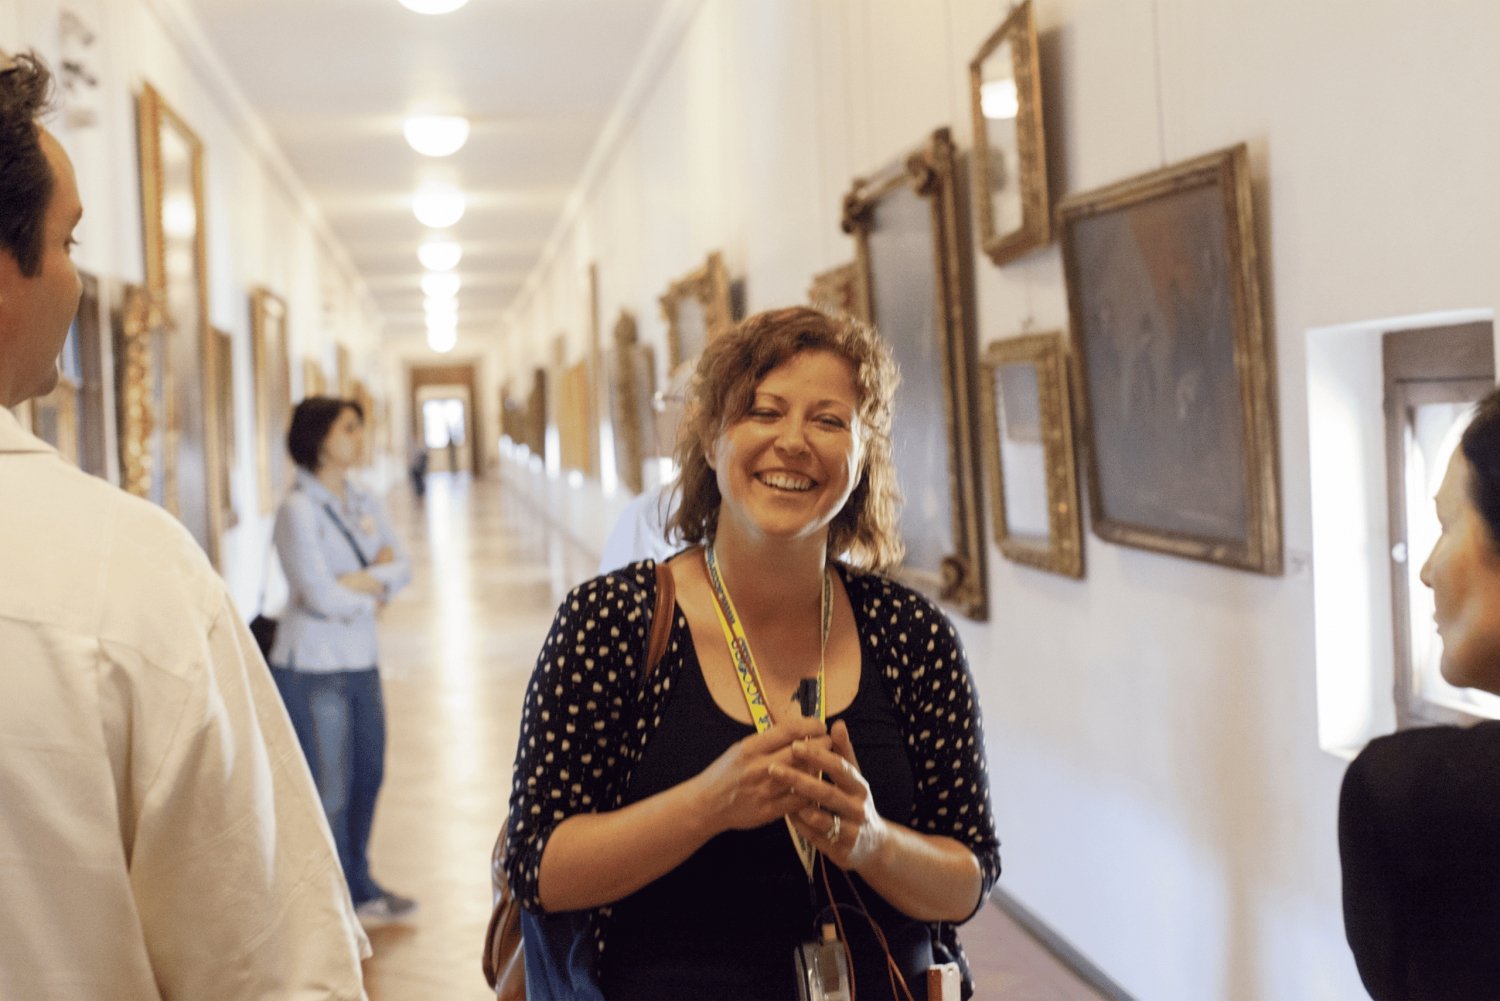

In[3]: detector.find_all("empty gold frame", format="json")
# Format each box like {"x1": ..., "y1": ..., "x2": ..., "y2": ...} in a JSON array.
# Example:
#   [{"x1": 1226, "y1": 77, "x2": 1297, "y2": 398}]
[
  {"x1": 979, "y1": 334, "x2": 1082, "y2": 578},
  {"x1": 139, "y1": 83, "x2": 224, "y2": 566},
  {"x1": 251, "y1": 288, "x2": 291, "y2": 515},
  {"x1": 969, "y1": 0, "x2": 1051, "y2": 266},
  {"x1": 660, "y1": 251, "x2": 733, "y2": 374},
  {"x1": 1058, "y1": 144, "x2": 1281, "y2": 574},
  {"x1": 808, "y1": 262, "x2": 868, "y2": 323},
  {"x1": 843, "y1": 127, "x2": 987, "y2": 620}
]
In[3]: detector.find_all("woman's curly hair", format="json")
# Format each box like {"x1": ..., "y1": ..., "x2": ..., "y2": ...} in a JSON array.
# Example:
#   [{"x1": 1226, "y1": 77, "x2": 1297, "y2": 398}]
[
  {"x1": 666, "y1": 306, "x2": 904, "y2": 572},
  {"x1": 0, "y1": 50, "x2": 56, "y2": 277}
]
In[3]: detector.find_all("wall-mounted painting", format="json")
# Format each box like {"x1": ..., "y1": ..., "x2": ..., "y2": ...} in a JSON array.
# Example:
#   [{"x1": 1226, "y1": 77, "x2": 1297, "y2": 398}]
[
  {"x1": 968, "y1": 0, "x2": 1051, "y2": 266},
  {"x1": 1058, "y1": 143, "x2": 1281, "y2": 574},
  {"x1": 979, "y1": 333, "x2": 1082, "y2": 578},
  {"x1": 608, "y1": 310, "x2": 656, "y2": 494},
  {"x1": 660, "y1": 251, "x2": 733, "y2": 374},
  {"x1": 843, "y1": 127, "x2": 987, "y2": 620},
  {"x1": 113, "y1": 282, "x2": 168, "y2": 505},
  {"x1": 526, "y1": 367, "x2": 548, "y2": 458},
  {"x1": 251, "y1": 288, "x2": 291, "y2": 515},
  {"x1": 558, "y1": 359, "x2": 594, "y2": 476},
  {"x1": 336, "y1": 343, "x2": 353, "y2": 397},
  {"x1": 139, "y1": 82, "x2": 224, "y2": 566},
  {"x1": 213, "y1": 327, "x2": 237, "y2": 530},
  {"x1": 71, "y1": 271, "x2": 113, "y2": 477},
  {"x1": 304, "y1": 358, "x2": 327, "y2": 398},
  {"x1": 808, "y1": 262, "x2": 867, "y2": 323}
]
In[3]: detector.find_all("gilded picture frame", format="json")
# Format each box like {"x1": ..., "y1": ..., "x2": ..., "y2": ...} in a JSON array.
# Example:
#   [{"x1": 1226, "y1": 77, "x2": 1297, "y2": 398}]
[
  {"x1": 808, "y1": 262, "x2": 867, "y2": 323},
  {"x1": 979, "y1": 333, "x2": 1083, "y2": 578},
  {"x1": 213, "y1": 327, "x2": 238, "y2": 530},
  {"x1": 559, "y1": 359, "x2": 594, "y2": 476},
  {"x1": 138, "y1": 82, "x2": 224, "y2": 566},
  {"x1": 1057, "y1": 143, "x2": 1282, "y2": 574},
  {"x1": 113, "y1": 282, "x2": 168, "y2": 505},
  {"x1": 842, "y1": 127, "x2": 988, "y2": 619},
  {"x1": 304, "y1": 358, "x2": 327, "y2": 398},
  {"x1": 968, "y1": 0, "x2": 1051, "y2": 266},
  {"x1": 250, "y1": 288, "x2": 291, "y2": 515},
  {"x1": 660, "y1": 251, "x2": 732, "y2": 374}
]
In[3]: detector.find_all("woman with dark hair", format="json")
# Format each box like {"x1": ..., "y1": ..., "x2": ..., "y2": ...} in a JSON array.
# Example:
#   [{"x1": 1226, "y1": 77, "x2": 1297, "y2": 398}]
[
  {"x1": 270, "y1": 395, "x2": 416, "y2": 926},
  {"x1": 504, "y1": 307, "x2": 1000, "y2": 999},
  {"x1": 1341, "y1": 386, "x2": 1500, "y2": 999}
]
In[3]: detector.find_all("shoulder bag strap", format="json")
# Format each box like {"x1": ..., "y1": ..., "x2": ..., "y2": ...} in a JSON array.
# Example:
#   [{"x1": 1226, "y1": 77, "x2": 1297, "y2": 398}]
[
  {"x1": 320, "y1": 502, "x2": 371, "y2": 568},
  {"x1": 644, "y1": 560, "x2": 675, "y2": 677}
]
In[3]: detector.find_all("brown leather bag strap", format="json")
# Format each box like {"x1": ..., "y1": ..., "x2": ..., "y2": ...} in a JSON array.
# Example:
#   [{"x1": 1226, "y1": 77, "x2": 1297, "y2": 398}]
[{"x1": 645, "y1": 560, "x2": 675, "y2": 676}]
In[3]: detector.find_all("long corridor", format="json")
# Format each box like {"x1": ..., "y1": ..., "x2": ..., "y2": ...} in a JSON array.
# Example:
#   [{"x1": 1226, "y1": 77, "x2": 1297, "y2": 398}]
[{"x1": 360, "y1": 473, "x2": 1109, "y2": 1000}]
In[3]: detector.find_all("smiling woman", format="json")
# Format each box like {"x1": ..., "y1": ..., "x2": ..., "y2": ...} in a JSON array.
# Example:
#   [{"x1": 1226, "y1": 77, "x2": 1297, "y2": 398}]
[{"x1": 503, "y1": 307, "x2": 1000, "y2": 1000}]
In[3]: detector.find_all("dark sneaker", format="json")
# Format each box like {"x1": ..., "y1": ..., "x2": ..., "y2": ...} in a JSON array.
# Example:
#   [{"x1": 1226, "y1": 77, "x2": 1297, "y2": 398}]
[{"x1": 356, "y1": 891, "x2": 419, "y2": 928}]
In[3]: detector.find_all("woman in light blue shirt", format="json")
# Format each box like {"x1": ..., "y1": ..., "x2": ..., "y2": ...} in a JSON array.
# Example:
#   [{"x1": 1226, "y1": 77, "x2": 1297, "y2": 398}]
[{"x1": 269, "y1": 396, "x2": 415, "y2": 926}]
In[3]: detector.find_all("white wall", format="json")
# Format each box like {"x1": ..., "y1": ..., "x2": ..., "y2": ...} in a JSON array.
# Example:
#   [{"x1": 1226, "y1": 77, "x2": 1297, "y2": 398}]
[
  {"x1": 492, "y1": 1, "x2": 1500, "y2": 997},
  {"x1": 5, "y1": 0, "x2": 392, "y2": 613}
]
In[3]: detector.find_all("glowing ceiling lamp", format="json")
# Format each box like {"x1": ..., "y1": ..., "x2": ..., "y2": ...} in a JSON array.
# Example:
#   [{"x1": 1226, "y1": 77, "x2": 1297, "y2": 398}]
[
  {"x1": 404, "y1": 114, "x2": 470, "y2": 157},
  {"x1": 418, "y1": 239, "x2": 462, "y2": 271},
  {"x1": 398, "y1": 0, "x2": 468, "y2": 14},
  {"x1": 424, "y1": 297, "x2": 458, "y2": 319},
  {"x1": 413, "y1": 185, "x2": 465, "y2": 228},
  {"x1": 426, "y1": 321, "x2": 458, "y2": 353},
  {"x1": 980, "y1": 79, "x2": 1019, "y2": 120},
  {"x1": 421, "y1": 272, "x2": 461, "y2": 299}
]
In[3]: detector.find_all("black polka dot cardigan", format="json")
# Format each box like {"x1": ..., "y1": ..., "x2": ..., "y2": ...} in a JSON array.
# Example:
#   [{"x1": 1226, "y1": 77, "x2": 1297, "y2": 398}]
[{"x1": 504, "y1": 558, "x2": 1001, "y2": 981}]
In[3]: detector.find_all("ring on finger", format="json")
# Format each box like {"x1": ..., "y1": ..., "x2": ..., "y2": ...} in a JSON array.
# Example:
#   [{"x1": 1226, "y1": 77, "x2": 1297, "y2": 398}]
[{"x1": 827, "y1": 813, "x2": 842, "y2": 844}]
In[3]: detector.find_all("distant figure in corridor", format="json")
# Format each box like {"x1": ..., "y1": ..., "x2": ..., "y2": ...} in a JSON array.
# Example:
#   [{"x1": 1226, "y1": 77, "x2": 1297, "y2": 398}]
[
  {"x1": 1340, "y1": 386, "x2": 1500, "y2": 999},
  {"x1": 270, "y1": 395, "x2": 417, "y2": 927},
  {"x1": 0, "y1": 50, "x2": 369, "y2": 999},
  {"x1": 504, "y1": 307, "x2": 1001, "y2": 999}
]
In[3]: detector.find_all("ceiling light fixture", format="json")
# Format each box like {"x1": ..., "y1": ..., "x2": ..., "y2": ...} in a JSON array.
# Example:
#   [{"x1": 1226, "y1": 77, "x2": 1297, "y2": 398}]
[
  {"x1": 398, "y1": 0, "x2": 469, "y2": 15},
  {"x1": 421, "y1": 272, "x2": 460, "y2": 299},
  {"x1": 424, "y1": 296, "x2": 458, "y2": 317},
  {"x1": 427, "y1": 325, "x2": 458, "y2": 353},
  {"x1": 413, "y1": 185, "x2": 465, "y2": 228},
  {"x1": 404, "y1": 114, "x2": 470, "y2": 157},
  {"x1": 418, "y1": 239, "x2": 462, "y2": 271},
  {"x1": 980, "y1": 79, "x2": 1020, "y2": 121}
]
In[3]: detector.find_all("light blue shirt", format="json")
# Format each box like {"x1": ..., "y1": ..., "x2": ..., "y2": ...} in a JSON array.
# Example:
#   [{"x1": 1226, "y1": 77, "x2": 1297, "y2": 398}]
[{"x1": 269, "y1": 469, "x2": 411, "y2": 672}]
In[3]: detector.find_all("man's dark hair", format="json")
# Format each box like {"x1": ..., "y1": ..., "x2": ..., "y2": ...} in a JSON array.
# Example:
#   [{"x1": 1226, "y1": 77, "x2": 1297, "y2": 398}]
[
  {"x1": 1461, "y1": 387, "x2": 1500, "y2": 547},
  {"x1": 287, "y1": 396, "x2": 364, "y2": 472},
  {"x1": 0, "y1": 51, "x2": 56, "y2": 277}
]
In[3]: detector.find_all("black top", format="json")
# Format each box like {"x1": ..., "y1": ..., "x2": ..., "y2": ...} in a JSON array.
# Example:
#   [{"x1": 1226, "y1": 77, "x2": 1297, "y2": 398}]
[
  {"x1": 1339, "y1": 720, "x2": 1500, "y2": 1000},
  {"x1": 505, "y1": 560, "x2": 1000, "y2": 995},
  {"x1": 602, "y1": 635, "x2": 930, "y2": 1000}
]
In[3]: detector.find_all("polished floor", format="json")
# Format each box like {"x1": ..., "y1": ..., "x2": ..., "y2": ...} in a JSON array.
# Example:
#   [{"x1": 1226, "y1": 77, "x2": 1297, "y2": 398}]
[{"x1": 360, "y1": 473, "x2": 1108, "y2": 1000}]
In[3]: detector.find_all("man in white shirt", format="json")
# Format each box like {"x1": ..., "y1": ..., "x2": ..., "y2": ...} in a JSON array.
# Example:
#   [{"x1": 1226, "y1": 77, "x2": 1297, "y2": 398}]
[{"x1": 0, "y1": 50, "x2": 370, "y2": 999}]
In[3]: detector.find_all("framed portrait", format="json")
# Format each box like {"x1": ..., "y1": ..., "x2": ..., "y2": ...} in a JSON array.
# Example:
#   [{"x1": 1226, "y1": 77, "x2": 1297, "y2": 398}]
[
  {"x1": 71, "y1": 271, "x2": 113, "y2": 478},
  {"x1": 213, "y1": 327, "x2": 237, "y2": 530},
  {"x1": 113, "y1": 282, "x2": 169, "y2": 505},
  {"x1": 139, "y1": 82, "x2": 225, "y2": 566},
  {"x1": 608, "y1": 310, "x2": 657, "y2": 494},
  {"x1": 660, "y1": 251, "x2": 732, "y2": 374},
  {"x1": 808, "y1": 262, "x2": 867, "y2": 323},
  {"x1": 1058, "y1": 143, "x2": 1281, "y2": 573},
  {"x1": 968, "y1": 0, "x2": 1051, "y2": 266},
  {"x1": 843, "y1": 127, "x2": 987, "y2": 619},
  {"x1": 979, "y1": 333, "x2": 1083, "y2": 578},
  {"x1": 526, "y1": 367, "x2": 548, "y2": 458},
  {"x1": 251, "y1": 288, "x2": 291, "y2": 515}
]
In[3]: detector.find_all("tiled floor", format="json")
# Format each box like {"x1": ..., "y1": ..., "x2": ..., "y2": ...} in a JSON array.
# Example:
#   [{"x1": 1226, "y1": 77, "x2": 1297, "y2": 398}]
[{"x1": 360, "y1": 473, "x2": 1109, "y2": 1000}]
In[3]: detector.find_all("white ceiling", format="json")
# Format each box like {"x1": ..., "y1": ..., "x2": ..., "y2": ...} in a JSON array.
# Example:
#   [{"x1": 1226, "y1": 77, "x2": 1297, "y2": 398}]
[{"x1": 181, "y1": 0, "x2": 671, "y2": 346}]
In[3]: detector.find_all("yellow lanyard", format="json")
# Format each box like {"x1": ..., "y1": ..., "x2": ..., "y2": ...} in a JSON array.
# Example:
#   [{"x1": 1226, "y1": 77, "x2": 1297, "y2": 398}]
[{"x1": 703, "y1": 544, "x2": 832, "y2": 878}]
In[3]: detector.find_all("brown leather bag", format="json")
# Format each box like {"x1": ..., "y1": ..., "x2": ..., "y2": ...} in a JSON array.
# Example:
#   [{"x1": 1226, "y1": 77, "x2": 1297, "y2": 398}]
[{"x1": 483, "y1": 561, "x2": 677, "y2": 997}]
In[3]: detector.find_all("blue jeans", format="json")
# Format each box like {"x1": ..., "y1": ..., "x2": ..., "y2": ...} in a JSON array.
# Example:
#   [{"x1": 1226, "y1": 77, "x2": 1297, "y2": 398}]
[{"x1": 271, "y1": 666, "x2": 386, "y2": 905}]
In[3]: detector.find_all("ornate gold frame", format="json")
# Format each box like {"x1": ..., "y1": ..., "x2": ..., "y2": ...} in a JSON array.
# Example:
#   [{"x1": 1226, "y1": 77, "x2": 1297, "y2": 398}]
[
  {"x1": 113, "y1": 283, "x2": 160, "y2": 500},
  {"x1": 968, "y1": 0, "x2": 1051, "y2": 266},
  {"x1": 842, "y1": 127, "x2": 988, "y2": 619},
  {"x1": 138, "y1": 83, "x2": 223, "y2": 566},
  {"x1": 979, "y1": 333, "x2": 1082, "y2": 578},
  {"x1": 808, "y1": 262, "x2": 867, "y2": 322},
  {"x1": 1057, "y1": 144, "x2": 1281, "y2": 574},
  {"x1": 659, "y1": 251, "x2": 732, "y2": 373},
  {"x1": 251, "y1": 288, "x2": 290, "y2": 515},
  {"x1": 303, "y1": 358, "x2": 327, "y2": 397}
]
